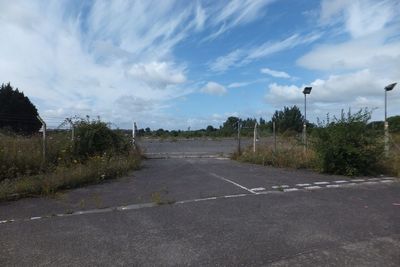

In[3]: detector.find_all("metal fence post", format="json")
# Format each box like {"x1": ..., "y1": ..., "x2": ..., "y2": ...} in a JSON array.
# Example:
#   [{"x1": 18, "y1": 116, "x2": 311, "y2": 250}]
[{"x1": 37, "y1": 116, "x2": 46, "y2": 164}]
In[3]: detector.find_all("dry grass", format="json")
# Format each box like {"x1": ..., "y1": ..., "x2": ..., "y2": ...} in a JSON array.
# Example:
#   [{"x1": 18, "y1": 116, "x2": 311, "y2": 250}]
[
  {"x1": 0, "y1": 131, "x2": 142, "y2": 201},
  {"x1": 236, "y1": 137, "x2": 316, "y2": 170},
  {"x1": 0, "y1": 152, "x2": 141, "y2": 201}
]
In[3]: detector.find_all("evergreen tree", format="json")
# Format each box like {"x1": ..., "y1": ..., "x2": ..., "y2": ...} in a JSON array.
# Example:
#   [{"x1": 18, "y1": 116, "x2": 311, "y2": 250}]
[
  {"x1": 0, "y1": 83, "x2": 41, "y2": 135},
  {"x1": 271, "y1": 105, "x2": 304, "y2": 134}
]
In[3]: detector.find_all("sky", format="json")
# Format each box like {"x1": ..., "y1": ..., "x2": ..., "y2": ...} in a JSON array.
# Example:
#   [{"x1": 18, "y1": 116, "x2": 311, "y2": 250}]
[{"x1": 1, "y1": 0, "x2": 400, "y2": 130}]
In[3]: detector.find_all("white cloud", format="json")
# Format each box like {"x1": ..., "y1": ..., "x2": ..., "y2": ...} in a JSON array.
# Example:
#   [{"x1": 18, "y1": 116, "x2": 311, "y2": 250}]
[
  {"x1": 0, "y1": 1, "x2": 203, "y2": 128},
  {"x1": 260, "y1": 68, "x2": 290, "y2": 78},
  {"x1": 206, "y1": 0, "x2": 275, "y2": 40},
  {"x1": 265, "y1": 69, "x2": 400, "y2": 120},
  {"x1": 209, "y1": 50, "x2": 244, "y2": 72},
  {"x1": 320, "y1": 0, "x2": 398, "y2": 38},
  {"x1": 209, "y1": 32, "x2": 321, "y2": 72},
  {"x1": 201, "y1": 82, "x2": 227, "y2": 96},
  {"x1": 128, "y1": 62, "x2": 186, "y2": 88},
  {"x1": 228, "y1": 82, "x2": 251, "y2": 88},
  {"x1": 297, "y1": 38, "x2": 400, "y2": 72}
]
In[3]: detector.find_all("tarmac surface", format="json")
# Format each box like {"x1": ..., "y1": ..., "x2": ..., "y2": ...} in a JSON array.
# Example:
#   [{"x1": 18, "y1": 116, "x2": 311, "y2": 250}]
[{"x1": 0, "y1": 138, "x2": 399, "y2": 266}]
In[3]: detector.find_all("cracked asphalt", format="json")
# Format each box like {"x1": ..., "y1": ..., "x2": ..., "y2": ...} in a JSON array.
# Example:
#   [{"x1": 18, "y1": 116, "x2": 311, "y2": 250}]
[{"x1": 0, "y1": 138, "x2": 399, "y2": 266}]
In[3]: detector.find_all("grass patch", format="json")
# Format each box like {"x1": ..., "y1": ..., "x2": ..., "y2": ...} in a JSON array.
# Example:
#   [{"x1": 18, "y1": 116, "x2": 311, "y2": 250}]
[{"x1": 0, "y1": 152, "x2": 141, "y2": 201}]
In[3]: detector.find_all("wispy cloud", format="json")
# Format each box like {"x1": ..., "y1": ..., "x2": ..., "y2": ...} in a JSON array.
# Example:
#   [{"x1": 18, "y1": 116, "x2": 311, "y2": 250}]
[
  {"x1": 205, "y1": 0, "x2": 275, "y2": 40},
  {"x1": 201, "y1": 82, "x2": 227, "y2": 96},
  {"x1": 260, "y1": 68, "x2": 290, "y2": 78},
  {"x1": 209, "y1": 32, "x2": 322, "y2": 72}
]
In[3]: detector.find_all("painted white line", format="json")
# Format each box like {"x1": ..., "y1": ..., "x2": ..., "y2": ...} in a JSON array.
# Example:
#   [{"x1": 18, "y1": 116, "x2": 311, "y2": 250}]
[
  {"x1": 351, "y1": 179, "x2": 365, "y2": 182},
  {"x1": 334, "y1": 180, "x2": 348, "y2": 184},
  {"x1": 382, "y1": 177, "x2": 395, "y2": 180},
  {"x1": 381, "y1": 180, "x2": 394, "y2": 183},
  {"x1": 304, "y1": 186, "x2": 321, "y2": 190},
  {"x1": 296, "y1": 183, "x2": 311, "y2": 187},
  {"x1": 30, "y1": 217, "x2": 41, "y2": 220},
  {"x1": 326, "y1": 184, "x2": 340, "y2": 188},
  {"x1": 314, "y1": 182, "x2": 330, "y2": 185},
  {"x1": 272, "y1": 185, "x2": 289, "y2": 189},
  {"x1": 283, "y1": 188, "x2": 299, "y2": 192},
  {"x1": 367, "y1": 178, "x2": 380, "y2": 181},
  {"x1": 0, "y1": 220, "x2": 8, "y2": 224},
  {"x1": 251, "y1": 187, "x2": 266, "y2": 191},
  {"x1": 224, "y1": 194, "x2": 246, "y2": 198},
  {"x1": 343, "y1": 183, "x2": 357, "y2": 186},
  {"x1": 209, "y1": 172, "x2": 256, "y2": 194},
  {"x1": 363, "y1": 181, "x2": 379, "y2": 185}
]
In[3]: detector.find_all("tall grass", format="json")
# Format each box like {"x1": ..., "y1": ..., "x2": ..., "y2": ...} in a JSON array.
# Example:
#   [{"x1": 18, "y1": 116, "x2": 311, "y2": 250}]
[
  {"x1": 236, "y1": 136, "x2": 316, "y2": 170},
  {"x1": 0, "y1": 130, "x2": 141, "y2": 201}
]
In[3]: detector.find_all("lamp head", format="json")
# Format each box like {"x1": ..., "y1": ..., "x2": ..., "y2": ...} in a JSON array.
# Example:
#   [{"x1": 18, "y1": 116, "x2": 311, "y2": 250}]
[
  {"x1": 303, "y1": 87, "x2": 312, "y2": 95},
  {"x1": 385, "y1": 83, "x2": 397, "y2": 91}
]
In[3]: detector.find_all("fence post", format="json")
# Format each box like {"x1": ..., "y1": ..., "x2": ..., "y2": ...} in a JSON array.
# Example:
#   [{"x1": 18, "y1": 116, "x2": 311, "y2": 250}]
[
  {"x1": 67, "y1": 118, "x2": 74, "y2": 141},
  {"x1": 237, "y1": 121, "x2": 241, "y2": 155},
  {"x1": 273, "y1": 121, "x2": 277, "y2": 152},
  {"x1": 132, "y1": 122, "x2": 137, "y2": 148},
  {"x1": 253, "y1": 122, "x2": 257, "y2": 153},
  {"x1": 37, "y1": 116, "x2": 46, "y2": 164}
]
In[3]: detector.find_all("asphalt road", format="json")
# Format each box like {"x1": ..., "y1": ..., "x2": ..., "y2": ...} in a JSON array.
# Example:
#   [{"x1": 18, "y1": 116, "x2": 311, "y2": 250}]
[{"x1": 0, "y1": 139, "x2": 399, "y2": 266}]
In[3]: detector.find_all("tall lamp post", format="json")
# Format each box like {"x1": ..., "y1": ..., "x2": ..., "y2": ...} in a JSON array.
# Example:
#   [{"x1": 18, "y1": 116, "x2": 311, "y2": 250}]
[
  {"x1": 384, "y1": 82, "x2": 397, "y2": 156},
  {"x1": 302, "y1": 87, "x2": 312, "y2": 152}
]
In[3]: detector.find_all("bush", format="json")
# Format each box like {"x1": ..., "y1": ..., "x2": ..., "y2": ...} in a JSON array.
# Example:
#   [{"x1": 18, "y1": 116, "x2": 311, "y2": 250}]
[
  {"x1": 312, "y1": 109, "x2": 383, "y2": 176},
  {"x1": 73, "y1": 118, "x2": 130, "y2": 158}
]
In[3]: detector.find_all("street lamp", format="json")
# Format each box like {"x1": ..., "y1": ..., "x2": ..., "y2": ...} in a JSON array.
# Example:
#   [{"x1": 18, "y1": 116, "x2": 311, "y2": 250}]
[
  {"x1": 303, "y1": 87, "x2": 312, "y2": 152},
  {"x1": 384, "y1": 82, "x2": 397, "y2": 156}
]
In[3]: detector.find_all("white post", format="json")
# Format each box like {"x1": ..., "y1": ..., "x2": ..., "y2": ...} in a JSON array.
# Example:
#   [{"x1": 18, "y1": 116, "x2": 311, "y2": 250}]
[
  {"x1": 67, "y1": 119, "x2": 74, "y2": 141},
  {"x1": 37, "y1": 116, "x2": 46, "y2": 164},
  {"x1": 132, "y1": 122, "x2": 137, "y2": 148},
  {"x1": 253, "y1": 122, "x2": 258, "y2": 153}
]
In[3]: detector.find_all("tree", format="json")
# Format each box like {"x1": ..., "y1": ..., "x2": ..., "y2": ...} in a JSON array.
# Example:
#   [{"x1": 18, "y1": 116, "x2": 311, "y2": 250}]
[
  {"x1": 220, "y1": 116, "x2": 239, "y2": 136},
  {"x1": 0, "y1": 83, "x2": 41, "y2": 135},
  {"x1": 271, "y1": 105, "x2": 304, "y2": 134}
]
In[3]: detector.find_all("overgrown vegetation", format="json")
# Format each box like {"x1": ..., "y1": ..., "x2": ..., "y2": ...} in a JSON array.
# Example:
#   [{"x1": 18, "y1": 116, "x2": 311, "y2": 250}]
[
  {"x1": 0, "y1": 118, "x2": 141, "y2": 201},
  {"x1": 237, "y1": 109, "x2": 399, "y2": 177},
  {"x1": 312, "y1": 109, "x2": 383, "y2": 176}
]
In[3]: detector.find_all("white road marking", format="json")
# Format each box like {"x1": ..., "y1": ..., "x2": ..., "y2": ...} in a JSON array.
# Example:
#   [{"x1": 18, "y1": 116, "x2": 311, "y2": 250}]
[
  {"x1": 251, "y1": 187, "x2": 266, "y2": 191},
  {"x1": 363, "y1": 181, "x2": 379, "y2": 185},
  {"x1": 343, "y1": 183, "x2": 357, "y2": 186},
  {"x1": 381, "y1": 180, "x2": 394, "y2": 183},
  {"x1": 314, "y1": 182, "x2": 330, "y2": 185},
  {"x1": 334, "y1": 180, "x2": 348, "y2": 183},
  {"x1": 272, "y1": 185, "x2": 289, "y2": 189},
  {"x1": 283, "y1": 188, "x2": 299, "y2": 192},
  {"x1": 209, "y1": 172, "x2": 256, "y2": 194},
  {"x1": 296, "y1": 183, "x2": 311, "y2": 187},
  {"x1": 30, "y1": 217, "x2": 41, "y2": 220},
  {"x1": 305, "y1": 186, "x2": 321, "y2": 190},
  {"x1": 351, "y1": 179, "x2": 365, "y2": 182},
  {"x1": 326, "y1": 184, "x2": 340, "y2": 188},
  {"x1": 368, "y1": 178, "x2": 380, "y2": 181}
]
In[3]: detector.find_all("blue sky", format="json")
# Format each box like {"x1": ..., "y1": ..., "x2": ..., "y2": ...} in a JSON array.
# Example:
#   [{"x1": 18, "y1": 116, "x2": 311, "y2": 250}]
[{"x1": 1, "y1": 0, "x2": 400, "y2": 129}]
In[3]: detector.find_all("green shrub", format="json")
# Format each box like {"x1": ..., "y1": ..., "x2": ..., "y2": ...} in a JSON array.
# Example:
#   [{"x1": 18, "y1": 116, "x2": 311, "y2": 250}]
[
  {"x1": 312, "y1": 109, "x2": 383, "y2": 176},
  {"x1": 73, "y1": 119, "x2": 130, "y2": 158}
]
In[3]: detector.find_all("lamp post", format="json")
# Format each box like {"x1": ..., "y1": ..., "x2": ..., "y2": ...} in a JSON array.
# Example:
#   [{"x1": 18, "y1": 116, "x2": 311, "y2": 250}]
[
  {"x1": 384, "y1": 82, "x2": 397, "y2": 156},
  {"x1": 302, "y1": 87, "x2": 312, "y2": 152}
]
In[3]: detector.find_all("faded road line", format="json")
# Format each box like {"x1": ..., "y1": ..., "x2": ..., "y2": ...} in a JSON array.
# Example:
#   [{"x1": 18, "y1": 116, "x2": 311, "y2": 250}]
[{"x1": 208, "y1": 172, "x2": 257, "y2": 194}]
